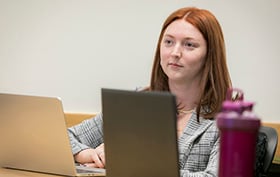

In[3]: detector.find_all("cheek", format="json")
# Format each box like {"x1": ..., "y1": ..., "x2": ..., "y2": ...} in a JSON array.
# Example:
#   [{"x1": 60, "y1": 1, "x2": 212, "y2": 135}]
[
  {"x1": 193, "y1": 55, "x2": 206, "y2": 73},
  {"x1": 185, "y1": 49, "x2": 206, "y2": 64},
  {"x1": 159, "y1": 55, "x2": 165, "y2": 69},
  {"x1": 182, "y1": 52, "x2": 206, "y2": 72},
  {"x1": 160, "y1": 47, "x2": 170, "y2": 62},
  {"x1": 160, "y1": 51, "x2": 168, "y2": 71}
]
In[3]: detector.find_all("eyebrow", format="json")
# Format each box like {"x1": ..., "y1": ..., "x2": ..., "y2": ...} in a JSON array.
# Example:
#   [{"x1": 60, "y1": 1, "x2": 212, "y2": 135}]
[{"x1": 163, "y1": 34, "x2": 197, "y2": 41}]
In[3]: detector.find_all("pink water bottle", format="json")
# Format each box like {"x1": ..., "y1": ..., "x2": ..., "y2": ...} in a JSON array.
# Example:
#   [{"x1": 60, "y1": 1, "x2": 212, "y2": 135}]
[{"x1": 217, "y1": 88, "x2": 261, "y2": 177}]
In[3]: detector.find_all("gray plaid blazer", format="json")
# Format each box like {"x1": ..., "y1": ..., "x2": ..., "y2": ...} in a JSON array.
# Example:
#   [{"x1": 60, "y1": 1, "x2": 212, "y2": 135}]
[
  {"x1": 179, "y1": 112, "x2": 219, "y2": 177},
  {"x1": 68, "y1": 113, "x2": 219, "y2": 177}
]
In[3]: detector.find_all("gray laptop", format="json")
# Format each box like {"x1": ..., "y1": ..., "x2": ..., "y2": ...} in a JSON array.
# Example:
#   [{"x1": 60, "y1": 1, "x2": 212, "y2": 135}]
[
  {"x1": 0, "y1": 93, "x2": 105, "y2": 176},
  {"x1": 101, "y1": 88, "x2": 180, "y2": 177}
]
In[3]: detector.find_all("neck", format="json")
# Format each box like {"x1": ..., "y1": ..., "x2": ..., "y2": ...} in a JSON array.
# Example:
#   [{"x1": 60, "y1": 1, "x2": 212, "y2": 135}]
[{"x1": 169, "y1": 80, "x2": 200, "y2": 111}]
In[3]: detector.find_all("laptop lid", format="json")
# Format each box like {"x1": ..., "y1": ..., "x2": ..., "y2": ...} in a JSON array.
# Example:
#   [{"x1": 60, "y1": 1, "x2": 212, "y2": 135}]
[
  {"x1": 0, "y1": 93, "x2": 104, "y2": 176},
  {"x1": 101, "y1": 88, "x2": 180, "y2": 177}
]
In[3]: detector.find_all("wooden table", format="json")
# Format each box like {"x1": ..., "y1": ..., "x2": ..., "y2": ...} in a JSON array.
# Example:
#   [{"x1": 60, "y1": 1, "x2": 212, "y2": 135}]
[{"x1": 0, "y1": 168, "x2": 65, "y2": 177}]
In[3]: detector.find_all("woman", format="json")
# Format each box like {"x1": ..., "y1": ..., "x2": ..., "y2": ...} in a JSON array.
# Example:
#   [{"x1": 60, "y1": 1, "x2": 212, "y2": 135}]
[{"x1": 68, "y1": 7, "x2": 232, "y2": 177}]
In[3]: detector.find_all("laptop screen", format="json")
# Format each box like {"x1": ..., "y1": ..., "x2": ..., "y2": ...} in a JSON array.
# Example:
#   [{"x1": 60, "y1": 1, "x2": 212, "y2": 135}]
[{"x1": 102, "y1": 88, "x2": 180, "y2": 177}]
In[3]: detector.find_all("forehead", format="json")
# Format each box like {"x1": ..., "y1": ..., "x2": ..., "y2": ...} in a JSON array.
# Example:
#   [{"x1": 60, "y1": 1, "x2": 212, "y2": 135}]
[{"x1": 163, "y1": 19, "x2": 204, "y2": 41}]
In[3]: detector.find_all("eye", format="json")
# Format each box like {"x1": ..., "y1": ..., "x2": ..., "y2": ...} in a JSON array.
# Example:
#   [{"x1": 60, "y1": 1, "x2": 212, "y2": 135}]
[
  {"x1": 184, "y1": 41, "x2": 195, "y2": 48},
  {"x1": 163, "y1": 39, "x2": 174, "y2": 47}
]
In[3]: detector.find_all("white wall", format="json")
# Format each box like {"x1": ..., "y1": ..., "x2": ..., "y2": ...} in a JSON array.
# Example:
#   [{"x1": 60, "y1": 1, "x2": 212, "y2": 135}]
[{"x1": 0, "y1": 0, "x2": 279, "y2": 122}]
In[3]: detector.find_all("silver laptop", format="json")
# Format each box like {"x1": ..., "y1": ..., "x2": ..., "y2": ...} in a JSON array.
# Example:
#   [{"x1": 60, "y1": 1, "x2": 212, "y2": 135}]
[
  {"x1": 0, "y1": 93, "x2": 105, "y2": 176},
  {"x1": 101, "y1": 88, "x2": 180, "y2": 177}
]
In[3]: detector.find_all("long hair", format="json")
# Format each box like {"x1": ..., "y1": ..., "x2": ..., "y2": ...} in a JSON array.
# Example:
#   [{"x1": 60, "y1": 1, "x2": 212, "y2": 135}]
[{"x1": 149, "y1": 7, "x2": 232, "y2": 119}]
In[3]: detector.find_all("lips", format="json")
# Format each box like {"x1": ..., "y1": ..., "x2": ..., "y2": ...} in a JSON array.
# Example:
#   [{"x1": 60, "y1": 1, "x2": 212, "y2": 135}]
[{"x1": 168, "y1": 62, "x2": 183, "y2": 67}]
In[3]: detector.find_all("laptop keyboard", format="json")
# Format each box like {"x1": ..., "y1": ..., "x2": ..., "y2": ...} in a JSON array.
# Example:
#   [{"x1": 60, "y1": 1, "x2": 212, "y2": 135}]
[{"x1": 76, "y1": 165, "x2": 106, "y2": 174}]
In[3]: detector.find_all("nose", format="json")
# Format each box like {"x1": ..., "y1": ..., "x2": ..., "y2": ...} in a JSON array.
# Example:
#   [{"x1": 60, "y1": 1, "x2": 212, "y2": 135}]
[{"x1": 171, "y1": 44, "x2": 182, "y2": 58}]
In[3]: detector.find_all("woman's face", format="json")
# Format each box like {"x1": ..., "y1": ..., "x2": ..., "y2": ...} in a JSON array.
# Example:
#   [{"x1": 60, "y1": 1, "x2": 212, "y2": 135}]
[{"x1": 160, "y1": 19, "x2": 207, "y2": 84}]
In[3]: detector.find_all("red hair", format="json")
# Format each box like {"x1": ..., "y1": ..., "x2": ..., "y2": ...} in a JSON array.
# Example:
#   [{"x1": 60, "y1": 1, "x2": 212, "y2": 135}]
[{"x1": 149, "y1": 7, "x2": 232, "y2": 119}]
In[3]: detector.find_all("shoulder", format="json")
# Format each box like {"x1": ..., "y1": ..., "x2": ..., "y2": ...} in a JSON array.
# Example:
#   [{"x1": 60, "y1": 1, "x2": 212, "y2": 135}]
[
  {"x1": 188, "y1": 115, "x2": 219, "y2": 142},
  {"x1": 189, "y1": 114, "x2": 218, "y2": 134},
  {"x1": 200, "y1": 118, "x2": 219, "y2": 135},
  {"x1": 198, "y1": 118, "x2": 220, "y2": 148}
]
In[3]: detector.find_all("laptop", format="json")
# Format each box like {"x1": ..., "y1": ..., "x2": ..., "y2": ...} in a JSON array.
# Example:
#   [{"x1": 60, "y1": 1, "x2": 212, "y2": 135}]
[
  {"x1": 0, "y1": 93, "x2": 105, "y2": 176},
  {"x1": 101, "y1": 88, "x2": 180, "y2": 177}
]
